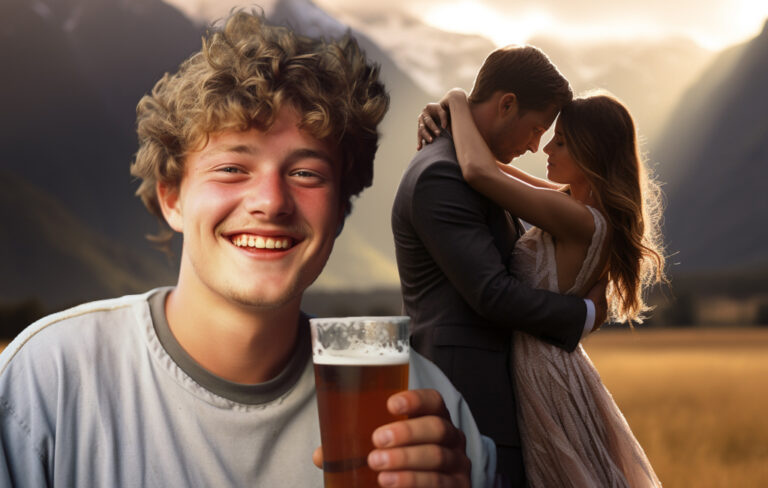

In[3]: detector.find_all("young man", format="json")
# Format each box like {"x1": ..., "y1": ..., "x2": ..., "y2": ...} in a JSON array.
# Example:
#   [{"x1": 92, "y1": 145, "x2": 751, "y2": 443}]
[
  {"x1": 0, "y1": 11, "x2": 494, "y2": 487},
  {"x1": 391, "y1": 46, "x2": 607, "y2": 486}
]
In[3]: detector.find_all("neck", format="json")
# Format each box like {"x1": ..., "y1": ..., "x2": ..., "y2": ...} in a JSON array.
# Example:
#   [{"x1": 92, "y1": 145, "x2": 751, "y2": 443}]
[
  {"x1": 570, "y1": 181, "x2": 597, "y2": 207},
  {"x1": 468, "y1": 100, "x2": 493, "y2": 144},
  {"x1": 165, "y1": 270, "x2": 301, "y2": 385}
]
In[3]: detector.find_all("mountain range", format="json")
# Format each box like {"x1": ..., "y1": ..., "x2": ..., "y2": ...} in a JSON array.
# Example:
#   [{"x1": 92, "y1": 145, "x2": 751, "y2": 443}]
[
  {"x1": 1, "y1": 0, "x2": 766, "y2": 318},
  {"x1": 653, "y1": 20, "x2": 768, "y2": 274},
  {"x1": 1, "y1": 0, "x2": 200, "y2": 309}
]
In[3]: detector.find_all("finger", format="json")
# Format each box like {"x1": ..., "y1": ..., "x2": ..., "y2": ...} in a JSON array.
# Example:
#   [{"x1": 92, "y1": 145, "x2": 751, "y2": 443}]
[
  {"x1": 417, "y1": 117, "x2": 431, "y2": 149},
  {"x1": 438, "y1": 107, "x2": 449, "y2": 129},
  {"x1": 389, "y1": 389, "x2": 450, "y2": 419},
  {"x1": 375, "y1": 470, "x2": 469, "y2": 488},
  {"x1": 417, "y1": 130, "x2": 430, "y2": 149},
  {"x1": 417, "y1": 116, "x2": 435, "y2": 145},
  {"x1": 368, "y1": 444, "x2": 471, "y2": 473},
  {"x1": 421, "y1": 112, "x2": 441, "y2": 136},
  {"x1": 373, "y1": 415, "x2": 466, "y2": 451},
  {"x1": 312, "y1": 447, "x2": 323, "y2": 469}
]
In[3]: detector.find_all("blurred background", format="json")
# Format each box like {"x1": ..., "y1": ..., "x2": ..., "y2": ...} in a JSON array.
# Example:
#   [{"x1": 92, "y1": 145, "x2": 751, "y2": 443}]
[
  {"x1": 1, "y1": 0, "x2": 767, "y2": 485},
  {"x1": 2, "y1": 0, "x2": 767, "y2": 321}
]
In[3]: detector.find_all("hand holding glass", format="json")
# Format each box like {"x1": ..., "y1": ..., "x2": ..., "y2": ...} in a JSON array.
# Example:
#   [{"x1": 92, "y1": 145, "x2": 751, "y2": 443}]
[{"x1": 310, "y1": 316, "x2": 410, "y2": 488}]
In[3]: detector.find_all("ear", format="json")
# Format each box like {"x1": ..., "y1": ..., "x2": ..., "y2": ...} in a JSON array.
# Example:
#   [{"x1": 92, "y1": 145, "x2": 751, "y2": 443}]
[
  {"x1": 156, "y1": 181, "x2": 184, "y2": 232},
  {"x1": 498, "y1": 92, "x2": 519, "y2": 118}
]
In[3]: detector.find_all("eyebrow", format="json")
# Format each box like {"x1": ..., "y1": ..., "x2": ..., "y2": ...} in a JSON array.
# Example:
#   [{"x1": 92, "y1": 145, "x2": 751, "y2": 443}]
[
  {"x1": 207, "y1": 145, "x2": 337, "y2": 167},
  {"x1": 285, "y1": 148, "x2": 337, "y2": 167},
  {"x1": 212, "y1": 144, "x2": 256, "y2": 155}
]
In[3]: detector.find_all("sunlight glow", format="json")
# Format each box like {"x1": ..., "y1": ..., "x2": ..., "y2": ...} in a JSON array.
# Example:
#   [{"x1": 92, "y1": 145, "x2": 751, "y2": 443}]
[
  {"x1": 422, "y1": 2, "x2": 554, "y2": 46},
  {"x1": 415, "y1": 0, "x2": 768, "y2": 49},
  {"x1": 422, "y1": 2, "x2": 670, "y2": 47}
]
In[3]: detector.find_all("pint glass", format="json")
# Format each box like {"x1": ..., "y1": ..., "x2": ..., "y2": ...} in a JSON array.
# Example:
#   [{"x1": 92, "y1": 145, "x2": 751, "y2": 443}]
[{"x1": 309, "y1": 316, "x2": 410, "y2": 488}]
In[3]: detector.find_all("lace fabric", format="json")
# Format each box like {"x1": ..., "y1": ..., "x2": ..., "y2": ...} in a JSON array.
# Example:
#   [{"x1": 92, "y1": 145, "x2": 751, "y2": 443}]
[{"x1": 510, "y1": 206, "x2": 661, "y2": 487}]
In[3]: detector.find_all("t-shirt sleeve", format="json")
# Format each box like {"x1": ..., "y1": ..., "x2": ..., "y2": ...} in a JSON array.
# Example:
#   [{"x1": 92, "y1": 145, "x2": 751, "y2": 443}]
[
  {"x1": 0, "y1": 336, "x2": 54, "y2": 487},
  {"x1": 409, "y1": 350, "x2": 496, "y2": 488}
]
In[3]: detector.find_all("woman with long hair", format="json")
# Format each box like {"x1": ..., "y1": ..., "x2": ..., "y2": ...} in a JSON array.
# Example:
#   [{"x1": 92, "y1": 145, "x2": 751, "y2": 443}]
[{"x1": 418, "y1": 88, "x2": 666, "y2": 487}]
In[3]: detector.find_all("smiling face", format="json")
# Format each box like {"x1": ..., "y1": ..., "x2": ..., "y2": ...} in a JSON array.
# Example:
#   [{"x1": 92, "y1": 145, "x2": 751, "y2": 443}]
[
  {"x1": 543, "y1": 119, "x2": 588, "y2": 187},
  {"x1": 158, "y1": 106, "x2": 343, "y2": 312}
]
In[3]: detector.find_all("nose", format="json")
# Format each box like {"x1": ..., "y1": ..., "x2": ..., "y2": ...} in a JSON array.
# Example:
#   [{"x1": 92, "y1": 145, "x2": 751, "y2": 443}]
[
  {"x1": 527, "y1": 134, "x2": 542, "y2": 154},
  {"x1": 543, "y1": 139, "x2": 553, "y2": 155},
  {"x1": 244, "y1": 170, "x2": 294, "y2": 219}
]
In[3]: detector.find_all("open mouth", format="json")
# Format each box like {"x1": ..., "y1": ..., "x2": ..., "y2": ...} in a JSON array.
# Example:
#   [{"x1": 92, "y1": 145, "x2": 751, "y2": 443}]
[{"x1": 230, "y1": 234, "x2": 296, "y2": 250}]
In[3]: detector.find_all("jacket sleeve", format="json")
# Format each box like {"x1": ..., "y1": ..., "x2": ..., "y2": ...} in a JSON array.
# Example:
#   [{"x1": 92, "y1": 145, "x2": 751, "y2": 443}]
[{"x1": 410, "y1": 159, "x2": 584, "y2": 351}]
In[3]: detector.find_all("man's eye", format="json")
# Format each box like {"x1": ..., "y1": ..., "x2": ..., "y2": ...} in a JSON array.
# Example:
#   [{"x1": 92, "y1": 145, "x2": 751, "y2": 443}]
[
  {"x1": 219, "y1": 166, "x2": 242, "y2": 174},
  {"x1": 292, "y1": 170, "x2": 322, "y2": 179}
]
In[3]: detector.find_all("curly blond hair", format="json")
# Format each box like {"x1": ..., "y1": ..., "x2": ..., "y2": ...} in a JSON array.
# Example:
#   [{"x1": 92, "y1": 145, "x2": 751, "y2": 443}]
[{"x1": 130, "y1": 10, "x2": 389, "y2": 242}]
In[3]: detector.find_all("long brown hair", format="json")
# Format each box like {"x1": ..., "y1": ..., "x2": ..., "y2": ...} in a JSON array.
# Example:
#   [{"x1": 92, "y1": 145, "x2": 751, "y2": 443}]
[{"x1": 559, "y1": 93, "x2": 666, "y2": 323}]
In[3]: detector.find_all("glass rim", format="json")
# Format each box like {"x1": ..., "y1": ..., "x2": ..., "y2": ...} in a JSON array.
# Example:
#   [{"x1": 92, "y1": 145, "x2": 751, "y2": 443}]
[{"x1": 308, "y1": 316, "x2": 410, "y2": 325}]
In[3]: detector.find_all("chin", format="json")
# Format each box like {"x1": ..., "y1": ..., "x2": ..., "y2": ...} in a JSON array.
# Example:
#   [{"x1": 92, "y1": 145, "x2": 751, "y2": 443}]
[{"x1": 227, "y1": 283, "x2": 302, "y2": 311}]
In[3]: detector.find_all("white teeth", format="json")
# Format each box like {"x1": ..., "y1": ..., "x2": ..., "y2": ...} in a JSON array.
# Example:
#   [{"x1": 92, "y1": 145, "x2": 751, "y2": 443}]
[{"x1": 232, "y1": 235, "x2": 293, "y2": 250}]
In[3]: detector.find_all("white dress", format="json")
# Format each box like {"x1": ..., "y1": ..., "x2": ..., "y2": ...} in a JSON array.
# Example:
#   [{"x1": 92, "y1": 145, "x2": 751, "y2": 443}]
[{"x1": 510, "y1": 206, "x2": 661, "y2": 487}]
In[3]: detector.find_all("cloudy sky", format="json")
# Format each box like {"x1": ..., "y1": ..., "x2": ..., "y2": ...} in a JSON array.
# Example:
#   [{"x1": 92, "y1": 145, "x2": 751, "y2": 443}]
[{"x1": 167, "y1": 0, "x2": 768, "y2": 51}]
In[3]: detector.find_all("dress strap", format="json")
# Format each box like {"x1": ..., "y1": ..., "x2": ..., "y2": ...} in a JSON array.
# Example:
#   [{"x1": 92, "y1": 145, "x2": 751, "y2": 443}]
[{"x1": 566, "y1": 206, "x2": 608, "y2": 295}]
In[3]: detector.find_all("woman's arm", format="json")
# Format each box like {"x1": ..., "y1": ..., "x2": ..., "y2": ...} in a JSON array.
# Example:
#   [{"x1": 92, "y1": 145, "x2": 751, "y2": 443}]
[
  {"x1": 494, "y1": 162, "x2": 561, "y2": 190},
  {"x1": 443, "y1": 89, "x2": 594, "y2": 242},
  {"x1": 417, "y1": 94, "x2": 560, "y2": 191}
]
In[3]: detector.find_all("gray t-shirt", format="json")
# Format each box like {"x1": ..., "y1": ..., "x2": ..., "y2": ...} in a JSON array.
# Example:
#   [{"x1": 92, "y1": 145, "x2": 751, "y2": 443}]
[{"x1": 0, "y1": 288, "x2": 494, "y2": 487}]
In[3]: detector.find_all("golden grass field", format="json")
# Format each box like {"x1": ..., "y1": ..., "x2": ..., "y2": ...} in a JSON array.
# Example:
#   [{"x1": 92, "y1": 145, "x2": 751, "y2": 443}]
[
  {"x1": 583, "y1": 327, "x2": 768, "y2": 487},
  {"x1": 2, "y1": 328, "x2": 767, "y2": 486}
]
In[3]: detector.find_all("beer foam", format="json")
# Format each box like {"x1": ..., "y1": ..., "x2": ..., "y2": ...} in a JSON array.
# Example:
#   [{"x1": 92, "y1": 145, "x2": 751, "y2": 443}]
[{"x1": 312, "y1": 349, "x2": 409, "y2": 366}]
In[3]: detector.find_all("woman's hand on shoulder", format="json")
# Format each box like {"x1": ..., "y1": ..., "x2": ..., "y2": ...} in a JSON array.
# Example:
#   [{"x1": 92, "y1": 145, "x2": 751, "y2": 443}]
[
  {"x1": 417, "y1": 103, "x2": 446, "y2": 150},
  {"x1": 416, "y1": 88, "x2": 469, "y2": 150}
]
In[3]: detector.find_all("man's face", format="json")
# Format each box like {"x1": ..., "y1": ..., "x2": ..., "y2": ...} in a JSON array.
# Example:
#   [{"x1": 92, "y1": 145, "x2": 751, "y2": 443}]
[
  {"x1": 159, "y1": 106, "x2": 343, "y2": 311},
  {"x1": 487, "y1": 102, "x2": 559, "y2": 163}
]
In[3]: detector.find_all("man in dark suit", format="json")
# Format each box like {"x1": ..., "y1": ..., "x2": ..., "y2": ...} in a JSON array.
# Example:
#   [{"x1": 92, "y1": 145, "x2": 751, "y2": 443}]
[{"x1": 391, "y1": 45, "x2": 607, "y2": 486}]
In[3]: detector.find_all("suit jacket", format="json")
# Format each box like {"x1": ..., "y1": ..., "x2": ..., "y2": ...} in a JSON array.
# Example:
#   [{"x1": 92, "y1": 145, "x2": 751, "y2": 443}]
[{"x1": 391, "y1": 132, "x2": 585, "y2": 477}]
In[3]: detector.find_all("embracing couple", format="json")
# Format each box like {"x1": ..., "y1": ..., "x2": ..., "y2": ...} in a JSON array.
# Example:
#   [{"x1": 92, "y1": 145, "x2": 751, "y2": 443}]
[{"x1": 392, "y1": 46, "x2": 666, "y2": 487}]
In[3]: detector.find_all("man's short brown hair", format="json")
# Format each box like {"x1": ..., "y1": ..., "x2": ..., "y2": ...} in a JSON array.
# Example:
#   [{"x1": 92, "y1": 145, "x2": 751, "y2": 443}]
[{"x1": 469, "y1": 45, "x2": 572, "y2": 111}]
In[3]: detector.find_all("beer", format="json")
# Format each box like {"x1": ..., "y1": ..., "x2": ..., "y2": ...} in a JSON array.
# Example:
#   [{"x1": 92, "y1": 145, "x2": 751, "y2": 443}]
[{"x1": 310, "y1": 317, "x2": 410, "y2": 488}]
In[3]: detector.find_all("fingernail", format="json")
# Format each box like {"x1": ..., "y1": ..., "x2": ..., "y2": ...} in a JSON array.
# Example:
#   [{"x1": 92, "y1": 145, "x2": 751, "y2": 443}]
[
  {"x1": 391, "y1": 396, "x2": 408, "y2": 415},
  {"x1": 368, "y1": 450, "x2": 388, "y2": 469},
  {"x1": 378, "y1": 472, "x2": 397, "y2": 486},
  {"x1": 373, "y1": 428, "x2": 395, "y2": 447}
]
